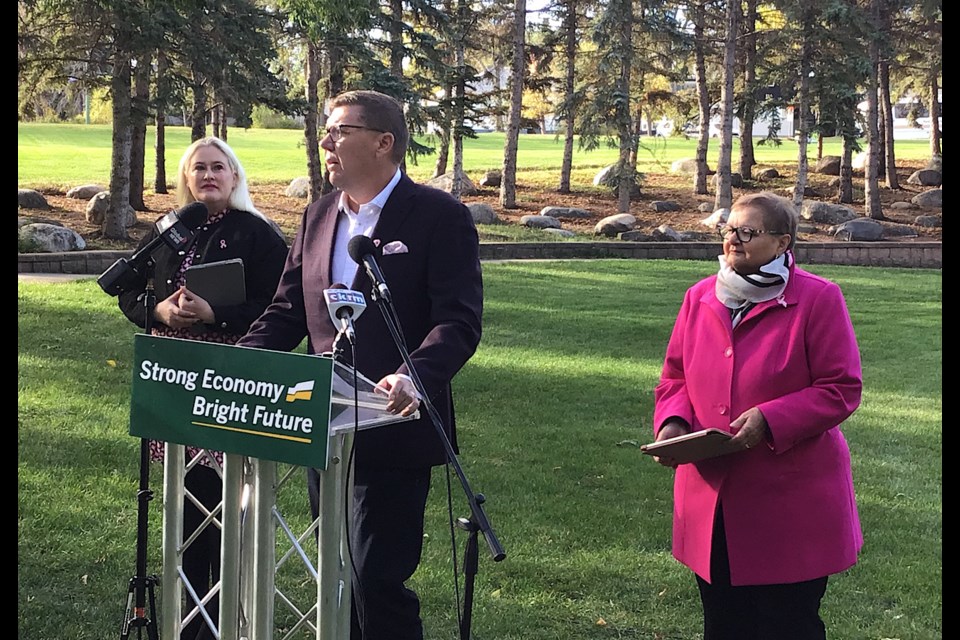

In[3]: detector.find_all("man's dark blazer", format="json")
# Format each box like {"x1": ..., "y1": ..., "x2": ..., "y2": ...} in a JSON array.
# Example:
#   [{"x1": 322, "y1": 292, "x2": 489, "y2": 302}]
[{"x1": 239, "y1": 173, "x2": 483, "y2": 469}]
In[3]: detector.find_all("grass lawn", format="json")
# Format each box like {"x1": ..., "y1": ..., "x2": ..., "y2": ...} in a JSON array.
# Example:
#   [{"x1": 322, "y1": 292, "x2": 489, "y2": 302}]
[
  {"x1": 18, "y1": 260, "x2": 941, "y2": 639},
  {"x1": 17, "y1": 122, "x2": 938, "y2": 190}
]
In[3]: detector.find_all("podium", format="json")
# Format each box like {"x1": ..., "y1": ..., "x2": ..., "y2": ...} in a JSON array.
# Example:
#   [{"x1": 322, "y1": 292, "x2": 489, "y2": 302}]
[{"x1": 129, "y1": 335, "x2": 417, "y2": 640}]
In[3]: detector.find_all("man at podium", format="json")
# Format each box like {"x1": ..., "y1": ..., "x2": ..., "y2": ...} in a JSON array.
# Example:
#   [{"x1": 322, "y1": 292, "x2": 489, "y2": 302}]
[{"x1": 238, "y1": 90, "x2": 483, "y2": 640}]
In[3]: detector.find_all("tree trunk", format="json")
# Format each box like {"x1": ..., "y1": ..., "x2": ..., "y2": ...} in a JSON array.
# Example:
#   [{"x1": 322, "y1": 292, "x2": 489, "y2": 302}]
[
  {"x1": 451, "y1": 0, "x2": 468, "y2": 201},
  {"x1": 305, "y1": 40, "x2": 323, "y2": 204},
  {"x1": 388, "y1": 0, "x2": 404, "y2": 79},
  {"x1": 322, "y1": 43, "x2": 345, "y2": 195},
  {"x1": 739, "y1": 0, "x2": 757, "y2": 180},
  {"x1": 433, "y1": 82, "x2": 452, "y2": 178},
  {"x1": 791, "y1": 14, "x2": 812, "y2": 210},
  {"x1": 558, "y1": 0, "x2": 576, "y2": 194},
  {"x1": 692, "y1": 1, "x2": 709, "y2": 196},
  {"x1": 714, "y1": 0, "x2": 738, "y2": 211},
  {"x1": 863, "y1": 8, "x2": 883, "y2": 220},
  {"x1": 221, "y1": 102, "x2": 228, "y2": 142},
  {"x1": 928, "y1": 74, "x2": 941, "y2": 158},
  {"x1": 876, "y1": 92, "x2": 886, "y2": 177},
  {"x1": 212, "y1": 102, "x2": 222, "y2": 139},
  {"x1": 105, "y1": 43, "x2": 132, "y2": 240},
  {"x1": 154, "y1": 51, "x2": 168, "y2": 194},
  {"x1": 839, "y1": 137, "x2": 853, "y2": 204},
  {"x1": 190, "y1": 77, "x2": 207, "y2": 142},
  {"x1": 499, "y1": 0, "x2": 525, "y2": 209},
  {"x1": 878, "y1": 60, "x2": 898, "y2": 188},
  {"x1": 128, "y1": 56, "x2": 149, "y2": 211},
  {"x1": 615, "y1": 0, "x2": 633, "y2": 214}
]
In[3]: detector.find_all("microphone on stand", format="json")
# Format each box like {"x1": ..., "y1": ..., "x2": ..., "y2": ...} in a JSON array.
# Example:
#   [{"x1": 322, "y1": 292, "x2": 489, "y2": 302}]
[
  {"x1": 323, "y1": 283, "x2": 367, "y2": 345},
  {"x1": 97, "y1": 201, "x2": 210, "y2": 296},
  {"x1": 347, "y1": 235, "x2": 391, "y2": 302}
]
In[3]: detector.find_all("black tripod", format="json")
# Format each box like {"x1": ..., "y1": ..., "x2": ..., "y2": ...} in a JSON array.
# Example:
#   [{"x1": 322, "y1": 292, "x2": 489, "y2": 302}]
[{"x1": 118, "y1": 265, "x2": 160, "y2": 640}]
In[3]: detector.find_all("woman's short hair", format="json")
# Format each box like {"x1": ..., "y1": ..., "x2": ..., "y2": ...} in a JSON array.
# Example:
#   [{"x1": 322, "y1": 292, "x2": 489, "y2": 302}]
[
  {"x1": 732, "y1": 191, "x2": 799, "y2": 250},
  {"x1": 176, "y1": 136, "x2": 263, "y2": 219},
  {"x1": 330, "y1": 90, "x2": 409, "y2": 165}
]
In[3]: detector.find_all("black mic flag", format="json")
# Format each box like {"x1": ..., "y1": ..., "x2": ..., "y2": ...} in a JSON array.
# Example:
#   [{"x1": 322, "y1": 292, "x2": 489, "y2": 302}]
[{"x1": 97, "y1": 201, "x2": 209, "y2": 296}]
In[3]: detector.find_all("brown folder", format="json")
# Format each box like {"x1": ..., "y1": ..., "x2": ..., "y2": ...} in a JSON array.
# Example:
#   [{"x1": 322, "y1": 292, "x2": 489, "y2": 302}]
[{"x1": 641, "y1": 429, "x2": 733, "y2": 464}]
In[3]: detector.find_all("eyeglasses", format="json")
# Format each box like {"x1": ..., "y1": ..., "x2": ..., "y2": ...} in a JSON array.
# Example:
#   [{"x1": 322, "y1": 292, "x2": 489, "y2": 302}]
[
  {"x1": 323, "y1": 123, "x2": 385, "y2": 142},
  {"x1": 717, "y1": 225, "x2": 785, "y2": 243}
]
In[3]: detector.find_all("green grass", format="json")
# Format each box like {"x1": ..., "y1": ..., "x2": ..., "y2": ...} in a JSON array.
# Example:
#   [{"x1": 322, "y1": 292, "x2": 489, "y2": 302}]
[
  {"x1": 18, "y1": 122, "x2": 938, "y2": 190},
  {"x1": 18, "y1": 261, "x2": 940, "y2": 639}
]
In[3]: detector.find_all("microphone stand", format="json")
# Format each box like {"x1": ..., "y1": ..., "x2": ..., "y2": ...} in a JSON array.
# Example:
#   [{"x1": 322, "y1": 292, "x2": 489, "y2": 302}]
[
  {"x1": 364, "y1": 284, "x2": 505, "y2": 640},
  {"x1": 120, "y1": 261, "x2": 160, "y2": 640}
]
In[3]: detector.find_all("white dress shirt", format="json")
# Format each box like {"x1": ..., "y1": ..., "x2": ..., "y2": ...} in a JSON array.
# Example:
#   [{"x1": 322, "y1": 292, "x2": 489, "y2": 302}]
[{"x1": 330, "y1": 168, "x2": 403, "y2": 287}]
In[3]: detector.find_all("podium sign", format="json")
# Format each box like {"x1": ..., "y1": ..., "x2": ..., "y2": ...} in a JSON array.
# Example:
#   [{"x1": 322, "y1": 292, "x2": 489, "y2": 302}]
[{"x1": 130, "y1": 335, "x2": 333, "y2": 469}]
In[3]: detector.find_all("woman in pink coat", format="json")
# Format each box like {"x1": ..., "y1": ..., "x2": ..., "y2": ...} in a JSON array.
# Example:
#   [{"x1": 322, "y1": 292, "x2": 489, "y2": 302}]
[{"x1": 652, "y1": 192, "x2": 863, "y2": 640}]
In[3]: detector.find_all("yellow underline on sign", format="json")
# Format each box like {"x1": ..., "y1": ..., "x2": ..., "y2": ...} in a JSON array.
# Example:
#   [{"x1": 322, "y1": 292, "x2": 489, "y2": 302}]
[{"x1": 191, "y1": 421, "x2": 313, "y2": 444}]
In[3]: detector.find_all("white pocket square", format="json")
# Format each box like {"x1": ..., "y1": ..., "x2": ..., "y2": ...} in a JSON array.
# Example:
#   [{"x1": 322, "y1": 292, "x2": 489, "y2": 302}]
[{"x1": 382, "y1": 240, "x2": 409, "y2": 255}]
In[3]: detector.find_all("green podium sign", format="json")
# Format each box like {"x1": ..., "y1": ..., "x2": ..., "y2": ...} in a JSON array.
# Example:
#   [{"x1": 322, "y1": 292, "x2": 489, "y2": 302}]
[{"x1": 129, "y1": 335, "x2": 333, "y2": 468}]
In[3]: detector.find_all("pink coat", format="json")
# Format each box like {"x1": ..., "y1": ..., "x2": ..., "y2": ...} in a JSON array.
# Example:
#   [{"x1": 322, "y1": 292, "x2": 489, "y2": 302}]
[{"x1": 653, "y1": 264, "x2": 863, "y2": 586}]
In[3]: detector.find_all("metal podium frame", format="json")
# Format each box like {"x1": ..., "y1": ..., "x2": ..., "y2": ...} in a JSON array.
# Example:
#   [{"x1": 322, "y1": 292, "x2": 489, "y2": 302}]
[{"x1": 157, "y1": 359, "x2": 417, "y2": 640}]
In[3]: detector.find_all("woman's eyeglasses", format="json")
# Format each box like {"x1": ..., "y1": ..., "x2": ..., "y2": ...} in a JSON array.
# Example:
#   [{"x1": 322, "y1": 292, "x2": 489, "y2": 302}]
[
  {"x1": 717, "y1": 225, "x2": 785, "y2": 243},
  {"x1": 324, "y1": 124, "x2": 386, "y2": 142}
]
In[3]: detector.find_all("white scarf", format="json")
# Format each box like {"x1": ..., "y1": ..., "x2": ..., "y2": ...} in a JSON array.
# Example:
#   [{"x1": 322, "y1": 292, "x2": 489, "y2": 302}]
[{"x1": 715, "y1": 251, "x2": 792, "y2": 310}]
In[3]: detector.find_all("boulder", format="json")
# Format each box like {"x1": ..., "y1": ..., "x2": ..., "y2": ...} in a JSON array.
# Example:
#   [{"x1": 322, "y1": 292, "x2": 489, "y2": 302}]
[
  {"x1": 914, "y1": 215, "x2": 941, "y2": 228},
  {"x1": 519, "y1": 215, "x2": 561, "y2": 229},
  {"x1": 285, "y1": 177, "x2": 310, "y2": 198},
  {"x1": 926, "y1": 155, "x2": 942, "y2": 172},
  {"x1": 800, "y1": 201, "x2": 858, "y2": 225},
  {"x1": 700, "y1": 208, "x2": 729, "y2": 229},
  {"x1": 593, "y1": 165, "x2": 642, "y2": 198},
  {"x1": 649, "y1": 201, "x2": 681, "y2": 212},
  {"x1": 85, "y1": 192, "x2": 136, "y2": 227},
  {"x1": 618, "y1": 230, "x2": 653, "y2": 242},
  {"x1": 594, "y1": 213, "x2": 635, "y2": 237},
  {"x1": 539, "y1": 206, "x2": 591, "y2": 219},
  {"x1": 814, "y1": 156, "x2": 842, "y2": 175},
  {"x1": 18, "y1": 189, "x2": 50, "y2": 210},
  {"x1": 671, "y1": 158, "x2": 709, "y2": 174},
  {"x1": 830, "y1": 218, "x2": 883, "y2": 241},
  {"x1": 426, "y1": 171, "x2": 478, "y2": 196},
  {"x1": 878, "y1": 222, "x2": 919, "y2": 239},
  {"x1": 66, "y1": 184, "x2": 108, "y2": 200},
  {"x1": 889, "y1": 201, "x2": 918, "y2": 211},
  {"x1": 19, "y1": 223, "x2": 86, "y2": 252},
  {"x1": 906, "y1": 169, "x2": 942, "y2": 187},
  {"x1": 713, "y1": 172, "x2": 743, "y2": 188},
  {"x1": 466, "y1": 203, "x2": 498, "y2": 225},
  {"x1": 652, "y1": 225, "x2": 683, "y2": 242},
  {"x1": 756, "y1": 167, "x2": 780, "y2": 181},
  {"x1": 697, "y1": 202, "x2": 714, "y2": 213},
  {"x1": 479, "y1": 170, "x2": 501, "y2": 188},
  {"x1": 911, "y1": 189, "x2": 942, "y2": 209}
]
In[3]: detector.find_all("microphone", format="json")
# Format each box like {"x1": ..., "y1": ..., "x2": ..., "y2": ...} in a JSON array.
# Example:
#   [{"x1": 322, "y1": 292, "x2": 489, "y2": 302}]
[
  {"x1": 347, "y1": 235, "x2": 391, "y2": 302},
  {"x1": 97, "y1": 201, "x2": 209, "y2": 296},
  {"x1": 323, "y1": 283, "x2": 367, "y2": 344}
]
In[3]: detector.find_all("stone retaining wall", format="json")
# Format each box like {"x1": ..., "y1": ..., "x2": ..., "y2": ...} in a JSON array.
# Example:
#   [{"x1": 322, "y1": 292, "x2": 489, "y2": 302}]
[{"x1": 18, "y1": 241, "x2": 942, "y2": 275}]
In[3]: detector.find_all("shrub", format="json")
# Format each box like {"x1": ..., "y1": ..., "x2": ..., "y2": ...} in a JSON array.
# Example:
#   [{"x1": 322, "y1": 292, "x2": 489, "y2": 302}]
[{"x1": 250, "y1": 105, "x2": 301, "y2": 130}]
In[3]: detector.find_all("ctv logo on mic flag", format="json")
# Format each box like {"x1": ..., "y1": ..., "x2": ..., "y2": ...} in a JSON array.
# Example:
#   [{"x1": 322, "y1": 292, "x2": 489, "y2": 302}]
[
  {"x1": 286, "y1": 380, "x2": 315, "y2": 402},
  {"x1": 324, "y1": 289, "x2": 366, "y2": 306}
]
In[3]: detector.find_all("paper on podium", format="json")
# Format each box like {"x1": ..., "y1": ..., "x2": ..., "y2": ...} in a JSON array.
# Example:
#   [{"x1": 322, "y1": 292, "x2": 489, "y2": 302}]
[
  {"x1": 641, "y1": 428, "x2": 733, "y2": 464},
  {"x1": 328, "y1": 360, "x2": 419, "y2": 435}
]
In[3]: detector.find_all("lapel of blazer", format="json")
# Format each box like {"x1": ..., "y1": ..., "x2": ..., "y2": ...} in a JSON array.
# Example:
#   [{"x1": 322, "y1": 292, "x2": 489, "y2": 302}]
[
  {"x1": 315, "y1": 196, "x2": 341, "y2": 288},
  {"x1": 350, "y1": 173, "x2": 417, "y2": 289}
]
